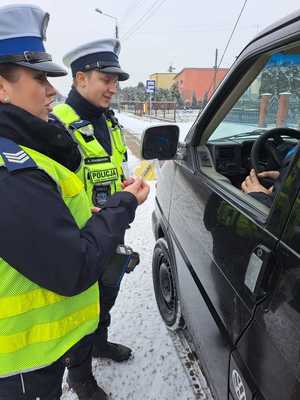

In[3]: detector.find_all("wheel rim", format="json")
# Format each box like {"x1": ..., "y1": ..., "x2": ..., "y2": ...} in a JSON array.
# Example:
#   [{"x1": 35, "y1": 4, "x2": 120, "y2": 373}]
[{"x1": 158, "y1": 255, "x2": 175, "y2": 313}]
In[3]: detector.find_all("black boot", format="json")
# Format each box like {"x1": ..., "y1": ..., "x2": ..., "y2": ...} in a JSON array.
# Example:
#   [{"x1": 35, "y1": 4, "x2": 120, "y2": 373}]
[
  {"x1": 92, "y1": 327, "x2": 132, "y2": 362},
  {"x1": 67, "y1": 373, "x2": 108, "y2": 400},
  {"x1": 92, "y1": 340, "x2": 132, "y2": 362}
]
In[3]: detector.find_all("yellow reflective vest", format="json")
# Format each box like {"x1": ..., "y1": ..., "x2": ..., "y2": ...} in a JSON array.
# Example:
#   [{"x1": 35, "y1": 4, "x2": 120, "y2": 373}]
[
  {"x1": 52, "y1": 104, "x2": 127, "y2": 207},
  {"x1": 0, "y1": 142, "x2": 99, "y2": 377}
]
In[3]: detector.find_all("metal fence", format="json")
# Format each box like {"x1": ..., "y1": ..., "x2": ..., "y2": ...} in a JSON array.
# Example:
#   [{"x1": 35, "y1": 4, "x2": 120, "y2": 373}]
[
  {"x1": 150, "y1": 101, "x2": 176, "y2": 122},
  {"x1": 113, "y1": 101, "x2": 177, "y2": 122}
]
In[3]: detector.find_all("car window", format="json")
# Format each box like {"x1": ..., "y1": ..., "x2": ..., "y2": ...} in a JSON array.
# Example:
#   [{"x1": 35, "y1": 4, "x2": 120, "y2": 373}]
[
  {"x1": 196, "y1": 50, "x2": 300, "y2": 217},
  {"x1": 208, "y1": 53, "x2": 300, "y2": 142}
]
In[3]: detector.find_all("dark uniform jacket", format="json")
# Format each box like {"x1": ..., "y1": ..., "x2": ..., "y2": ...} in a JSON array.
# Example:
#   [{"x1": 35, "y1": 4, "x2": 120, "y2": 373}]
[
  {"x1": 0, "y1": 103, "x2": 137, "y2": 296},
  {"x1": 66, "y1": 87, "x2": 113, "y2": 155}
]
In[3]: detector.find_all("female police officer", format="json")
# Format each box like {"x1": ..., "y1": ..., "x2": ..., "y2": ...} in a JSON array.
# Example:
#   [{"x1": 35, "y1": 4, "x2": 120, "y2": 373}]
[{"x1": 0, "y1": 4, "x2": 149, "y2": 400}]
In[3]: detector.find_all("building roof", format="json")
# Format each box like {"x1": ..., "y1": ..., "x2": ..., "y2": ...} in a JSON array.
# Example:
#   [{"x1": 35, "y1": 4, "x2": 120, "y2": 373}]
[
  {"x1": 174, "y1": 67, "x2": 229, "y2": 79},
  {"x1": 150, "y1": 72, "x2": 177, "y2": 76}
]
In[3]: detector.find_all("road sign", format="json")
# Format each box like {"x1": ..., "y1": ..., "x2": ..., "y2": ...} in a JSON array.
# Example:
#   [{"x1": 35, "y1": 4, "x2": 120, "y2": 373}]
[{"x1": 146, "y1": 79, "x2": 156, "y2": 93}]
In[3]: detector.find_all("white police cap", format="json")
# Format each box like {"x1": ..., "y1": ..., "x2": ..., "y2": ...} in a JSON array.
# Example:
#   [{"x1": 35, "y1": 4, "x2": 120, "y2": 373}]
[
  {"x1": 0, "y1": 4, "x2": 66, "y2": 77},
  {"x1": 63, "y1": 38, "x2": 129, "y2": 81}
]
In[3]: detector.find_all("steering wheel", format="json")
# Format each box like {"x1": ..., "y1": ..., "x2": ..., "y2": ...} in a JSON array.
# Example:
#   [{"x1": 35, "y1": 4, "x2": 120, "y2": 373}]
[{"x1": 251, "y1": 128, "x2": 300, "y2": 173}]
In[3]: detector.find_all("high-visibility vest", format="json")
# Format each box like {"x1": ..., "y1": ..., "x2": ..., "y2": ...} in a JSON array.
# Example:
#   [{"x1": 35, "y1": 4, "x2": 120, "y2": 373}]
[
  {"x1": 52, "y1": 104, "x2": 127, "y2": 207},
  {"x1": 0, "y1": 139, "x2": 99, "y2": 377}
]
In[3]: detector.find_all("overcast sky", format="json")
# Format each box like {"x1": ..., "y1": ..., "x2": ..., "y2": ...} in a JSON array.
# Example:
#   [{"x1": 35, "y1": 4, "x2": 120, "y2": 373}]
[{"x1": 3, "y1": 0, "x2": 300, "y2": 94}]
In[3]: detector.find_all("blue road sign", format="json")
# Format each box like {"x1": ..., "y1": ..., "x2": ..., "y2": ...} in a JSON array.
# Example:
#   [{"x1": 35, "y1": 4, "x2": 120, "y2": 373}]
[{"x1": 146, "y1": 79, "x2": 156, "y2": 93}]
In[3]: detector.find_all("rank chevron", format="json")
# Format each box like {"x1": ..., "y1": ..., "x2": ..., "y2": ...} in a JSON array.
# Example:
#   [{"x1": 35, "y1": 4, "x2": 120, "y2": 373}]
[{"x1": 3, "y1": 150, "x2": 30, "y2": 163}]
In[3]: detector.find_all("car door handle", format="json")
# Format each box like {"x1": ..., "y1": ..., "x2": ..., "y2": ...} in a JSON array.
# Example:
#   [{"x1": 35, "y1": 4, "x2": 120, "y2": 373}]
[{"x1": 244, "y1": 245, "x2": 272, "y2": 301}]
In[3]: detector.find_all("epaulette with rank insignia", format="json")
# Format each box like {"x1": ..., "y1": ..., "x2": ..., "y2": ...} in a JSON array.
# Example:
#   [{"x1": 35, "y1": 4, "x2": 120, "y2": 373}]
[
  {"x1": 70, "y1": 120, "x2": 94, "y2": 136},
  {"x1": 0, "y1": 137, "x2": 37, "y2": 172}
]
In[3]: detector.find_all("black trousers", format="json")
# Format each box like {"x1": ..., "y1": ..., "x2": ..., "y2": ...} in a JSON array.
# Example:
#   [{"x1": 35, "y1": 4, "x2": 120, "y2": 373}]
[
  {"x1": 0, "y1": 358, "x2": 65, "y2": 400},
  {"x1": 67, "y1": 255, "x2": 127, "y2": 382},
  {"x1": 66, "y1": 283, "x2": 120, "y2": 383},
  {"x1": 94, "y1": 284, "x2": 120, "y2": 344},
  {"x1": 95, "y1": 252, "x2": 128, "y2": 341},
  {"x1": 64, "y1": 333, "x2": 94, "y2": 384}
]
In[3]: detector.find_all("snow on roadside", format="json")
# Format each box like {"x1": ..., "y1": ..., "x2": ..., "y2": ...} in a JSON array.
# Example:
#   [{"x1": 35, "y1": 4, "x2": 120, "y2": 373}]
[
  {"x1": 62, "y1": 153, "x2": 195, "y2": 400},
  {"x1": 116, "y1": 111, "x2": 265, "y2": 144},
  {"x1": 115, "y1": 111, "x2": 194, "y2": 142}
]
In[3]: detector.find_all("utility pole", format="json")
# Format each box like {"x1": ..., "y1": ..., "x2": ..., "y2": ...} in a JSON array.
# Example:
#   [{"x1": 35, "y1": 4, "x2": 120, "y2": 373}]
[{"x1": 212, "y1": 48, "x2": 218, "y2": 93}]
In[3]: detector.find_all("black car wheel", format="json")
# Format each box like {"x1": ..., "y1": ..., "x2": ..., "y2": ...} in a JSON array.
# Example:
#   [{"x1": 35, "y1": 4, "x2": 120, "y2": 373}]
[{"x1": 152, "y1": 238, "x2": 185, "y2": 331}]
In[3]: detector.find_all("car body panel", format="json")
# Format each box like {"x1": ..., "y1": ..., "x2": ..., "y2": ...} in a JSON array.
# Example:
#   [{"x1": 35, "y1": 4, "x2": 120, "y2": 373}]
[
  {"x1": 166, "y1": 156, "x2": 281, "y2": 399},
  {"x1": 151, "y1": 10, "x2": 300, "y2": 400}
]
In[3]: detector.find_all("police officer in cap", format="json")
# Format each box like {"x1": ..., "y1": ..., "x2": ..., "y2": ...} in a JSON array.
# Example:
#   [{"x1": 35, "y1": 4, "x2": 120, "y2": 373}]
[
  {"x1": 0, "y1": 4, "x2": 149, "y2": 400},
  {"x1": 52, "y1": 39, "x2": 140, "y2": 366}
]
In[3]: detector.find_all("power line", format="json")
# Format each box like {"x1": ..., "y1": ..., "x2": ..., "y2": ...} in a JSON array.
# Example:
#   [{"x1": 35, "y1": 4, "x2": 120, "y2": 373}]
[
  {"x1": 217, "y1": 0, "x2": 248, "y2": 70},
  {"x1": 125, "y1": 0, "x2": 168, "y2": 41},
  {"x1": 133, "y1": 23, "x2": 258, "y2": 35},
  {"x1": 120, "y1": 0, "x2": 145, "y2": 24},
  {"x1": 122, "y1": 0, "x2": 163, "y2": 40},
  {"x1": 207, "y1": 0, "x2": 248, "y2": 96},
  {"x1": 123, "y1": 0, "x2": 167, "y2": 41}
]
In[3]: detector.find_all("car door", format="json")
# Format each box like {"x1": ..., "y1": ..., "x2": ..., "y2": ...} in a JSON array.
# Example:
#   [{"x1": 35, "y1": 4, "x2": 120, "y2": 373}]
[
  {"x1": 169, "y1": 148, "x2": 279, "y2": 400},
  {"x1": 233, "y1": 150, "x2": 300, "y2": 400},
  {"x1": 168, "y1": 43, "x2": 300, "y2": 400}
]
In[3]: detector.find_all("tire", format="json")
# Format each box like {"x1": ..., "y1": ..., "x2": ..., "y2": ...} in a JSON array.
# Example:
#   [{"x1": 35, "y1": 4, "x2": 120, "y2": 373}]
[{"x1": 152, "y1": 238, "x2": 185, "y2": 331}]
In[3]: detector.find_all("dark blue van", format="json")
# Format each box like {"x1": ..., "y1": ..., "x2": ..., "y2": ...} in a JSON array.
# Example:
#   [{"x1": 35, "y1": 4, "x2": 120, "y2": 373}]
[{"x1": 142, "y1": 10, "x2": 300, "y2": 400}]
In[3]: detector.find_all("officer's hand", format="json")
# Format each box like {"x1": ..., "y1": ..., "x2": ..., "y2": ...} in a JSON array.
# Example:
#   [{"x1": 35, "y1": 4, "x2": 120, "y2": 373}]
[
  {"x1": 121, "y1": 176, "x2": 135, "y2": 189},
  {"x1": 91, "y1": 206, "x2": 101, "y2": 213},
  {"x1": 124, "y1": 177, "x2": 150, "y2": 205},
  {"x1": 257, "y1": 170, "x2": 280, "y2": 180},
  {"x1": 241, "y1": 169, "x2": 273, "y2": 195}
]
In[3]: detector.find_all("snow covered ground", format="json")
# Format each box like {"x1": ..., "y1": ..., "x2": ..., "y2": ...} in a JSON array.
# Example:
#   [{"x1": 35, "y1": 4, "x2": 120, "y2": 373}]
[
  {"x1": 115, "y1": 111, "x2": 261, "y2": 143},
  {"x1": 61, "y1": 152, "x2": 196, "y2": 400},
  {"x1": 115, "y1": 111, "x2": 194, "y2": 142}
]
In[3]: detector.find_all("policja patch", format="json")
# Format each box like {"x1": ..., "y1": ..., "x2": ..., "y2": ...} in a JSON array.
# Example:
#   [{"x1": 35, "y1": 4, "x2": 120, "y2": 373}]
[{"x1": 90, "y1": 168, "x2": 118, "y2": 184}]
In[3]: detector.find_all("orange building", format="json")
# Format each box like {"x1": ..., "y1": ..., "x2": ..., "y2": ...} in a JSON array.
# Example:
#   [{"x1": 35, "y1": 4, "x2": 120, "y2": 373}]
[{"x1": 174, "y1": 68, "x2": 229, "y2": 104}]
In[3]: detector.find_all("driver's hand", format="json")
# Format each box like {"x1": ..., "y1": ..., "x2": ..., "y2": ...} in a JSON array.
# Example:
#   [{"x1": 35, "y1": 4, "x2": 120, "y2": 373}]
[
  {"x1": 257, "y1": 170, "x2": 280, "y2": 180},
  {"x1": 241, "y1": 169, "x2": 273, "y2": 195}
]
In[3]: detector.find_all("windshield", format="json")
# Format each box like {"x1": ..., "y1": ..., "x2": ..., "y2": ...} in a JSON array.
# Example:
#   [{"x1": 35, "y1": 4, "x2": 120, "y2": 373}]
[{"x1": 208, "y1": 52, "x2": 300, "y2": 142}]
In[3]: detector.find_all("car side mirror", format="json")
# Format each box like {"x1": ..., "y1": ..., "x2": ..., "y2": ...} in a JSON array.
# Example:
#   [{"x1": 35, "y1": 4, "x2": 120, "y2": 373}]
[{"x1": 141, "y1": 125, "x2": 179, "y2": 160}]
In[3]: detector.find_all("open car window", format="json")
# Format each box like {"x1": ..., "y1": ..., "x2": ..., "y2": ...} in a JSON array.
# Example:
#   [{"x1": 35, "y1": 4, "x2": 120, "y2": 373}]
[
  {"x1": 197, "y1": 48, "x2": 300, "y2": 220},
  {"x1": 208, "y1": 53, "x2": 300, "y2": 142}
]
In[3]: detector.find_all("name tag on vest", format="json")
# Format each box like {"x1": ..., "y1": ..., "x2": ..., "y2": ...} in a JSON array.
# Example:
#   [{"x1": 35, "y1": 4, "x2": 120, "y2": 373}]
[
  {"x1": 90, "y1": 168, "x2": 118, "y2": 183},
  {"x1": 85, "y1": 156, "x2": 111, "y2": 165}
]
